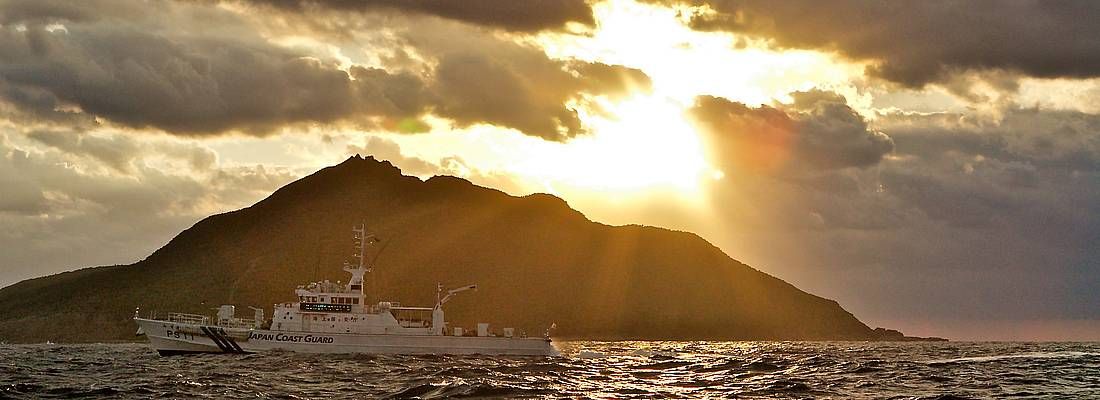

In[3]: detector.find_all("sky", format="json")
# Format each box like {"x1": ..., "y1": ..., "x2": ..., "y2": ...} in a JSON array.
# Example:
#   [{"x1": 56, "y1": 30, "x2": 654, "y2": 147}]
[{"x1": 0, "y1": 0, "x2": 1097, "y2": 341}]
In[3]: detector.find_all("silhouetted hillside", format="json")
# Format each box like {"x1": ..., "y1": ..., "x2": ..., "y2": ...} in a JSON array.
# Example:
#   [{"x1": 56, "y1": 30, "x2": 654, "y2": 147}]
[{"x1": 0, "y1": 156, "x2": 928, "y2": 342}]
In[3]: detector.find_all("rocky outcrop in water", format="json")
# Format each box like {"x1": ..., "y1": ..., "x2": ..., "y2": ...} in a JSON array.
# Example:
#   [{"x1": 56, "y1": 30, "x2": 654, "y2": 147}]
[{"x1": 0, "y1": 156, "x2": 934, "y2": 342}]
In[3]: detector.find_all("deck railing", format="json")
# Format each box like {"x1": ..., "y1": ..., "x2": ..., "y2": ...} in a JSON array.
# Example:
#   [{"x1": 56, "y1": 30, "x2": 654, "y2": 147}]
[
  {"x1": 141, "y1": 310, "x2": 259, "y2": 328},
  {"x1": 219, "y1": 318, "x2": 259, "y2": 329},
  {"x1": 165, "y1": 312, "x2": 210, "y2": 325}
]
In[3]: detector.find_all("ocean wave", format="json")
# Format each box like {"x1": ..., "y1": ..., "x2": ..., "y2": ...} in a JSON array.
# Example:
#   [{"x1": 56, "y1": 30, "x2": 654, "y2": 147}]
[
  {"x1": 926, "y1": 350, "x2": 1100, "y2": 365},
  {"x1": 1, "y1": 342, "x2": 1098, "y2": 399}
]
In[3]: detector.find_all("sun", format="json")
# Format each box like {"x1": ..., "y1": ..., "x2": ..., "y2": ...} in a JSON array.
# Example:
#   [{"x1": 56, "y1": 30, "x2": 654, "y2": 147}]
[
  {"x1": 544, "y1": 95, "x2": 709, "y2": 192},
  {"x1": 537, "y1": 0, "x2": 863, "y2": 106}
]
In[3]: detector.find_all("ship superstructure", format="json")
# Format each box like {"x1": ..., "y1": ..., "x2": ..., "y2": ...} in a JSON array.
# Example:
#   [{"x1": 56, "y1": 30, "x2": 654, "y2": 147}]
[{"x1": 134, "y1": 224, "x2": 554, "y2": 356}]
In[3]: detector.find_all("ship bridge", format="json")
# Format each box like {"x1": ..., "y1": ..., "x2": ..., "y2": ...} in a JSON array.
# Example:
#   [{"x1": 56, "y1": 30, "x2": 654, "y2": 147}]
[{"x1": 268, "y1": 223, "x2": 479, "y2": 336}]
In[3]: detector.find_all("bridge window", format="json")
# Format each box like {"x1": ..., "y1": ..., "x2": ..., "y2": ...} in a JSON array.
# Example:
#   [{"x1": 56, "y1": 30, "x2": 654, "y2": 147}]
[{"x1": 300, "y1": 303, "x2": 352, "y2": 313}]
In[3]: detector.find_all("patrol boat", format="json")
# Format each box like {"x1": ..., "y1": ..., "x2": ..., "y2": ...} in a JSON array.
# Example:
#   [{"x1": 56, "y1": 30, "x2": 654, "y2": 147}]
[{"x1": 133, "y1": 224, "x2": 555, "y2": 356}]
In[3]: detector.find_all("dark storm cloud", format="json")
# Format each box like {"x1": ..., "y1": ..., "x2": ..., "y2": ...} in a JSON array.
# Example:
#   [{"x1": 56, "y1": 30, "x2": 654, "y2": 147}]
[
  {"x1": 0, "y1": 23, "x2": 430, "y2": 135},
  {"x1": 237, "y1": 0, "x2": 651, "y2": 140},
  {"x1": 652, "y1": 0, "x2": 1100, "y2": 87},
  {"x1": 434, "y1": 51, "x2": 577, "y2": 137},
  {"x1": 432, "y1": 52, "x2": 650, "y2": 139},
  {"x1": 0, "y1": 0, "x2": 649, "y2": 140},
  {"x1": 378, "y1": 14, "x2": 653, "y2": 140},
  {"x1": 688, "y1": 90, "x2": 893, "y2": 174},
  {"x1": 245, "y1": 0, "x2": 594, "y2": 32}
]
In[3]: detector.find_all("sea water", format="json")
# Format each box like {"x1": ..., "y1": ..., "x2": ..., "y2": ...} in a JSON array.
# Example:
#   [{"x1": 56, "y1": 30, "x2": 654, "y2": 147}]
[{"x1": 1, "y1": 341, "x2": 1097, "y2": 398}]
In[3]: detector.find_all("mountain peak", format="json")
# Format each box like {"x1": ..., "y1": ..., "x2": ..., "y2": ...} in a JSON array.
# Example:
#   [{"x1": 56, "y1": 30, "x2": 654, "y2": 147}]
[
  {"x1": 0, "y1": 156, "x2": 920, "y2": 343},
  {"x1": 332, "y1": 154, "x2": 403, "y2": 176}
]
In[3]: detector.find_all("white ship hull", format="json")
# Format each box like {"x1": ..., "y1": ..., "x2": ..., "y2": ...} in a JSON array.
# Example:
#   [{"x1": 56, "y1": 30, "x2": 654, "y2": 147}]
[{"x1": 135, "y1": 318, "x2": 556, "y2": 356}]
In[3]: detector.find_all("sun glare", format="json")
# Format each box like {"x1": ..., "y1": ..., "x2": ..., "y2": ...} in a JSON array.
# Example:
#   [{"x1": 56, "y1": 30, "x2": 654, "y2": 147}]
[
  {"x1": 536, "y1": 0, "x2": 862, "y2": 106},
  {"x1": 389, "y1": 0, "x2": 865, "y2": 199},
  {"x1": 387, "y1": 94, "x2": 708, "y2": 197},
  {"x1": 524, "y1": 95, "x2": 708, "y2": 192}
]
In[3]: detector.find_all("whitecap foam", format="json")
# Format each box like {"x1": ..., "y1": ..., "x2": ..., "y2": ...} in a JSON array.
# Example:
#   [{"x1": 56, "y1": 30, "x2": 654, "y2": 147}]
[
  {"x1": 577, "y1": 350, "x2": 607, "y2": 359},
  {"x1": 927, "y1": 351, "x2": 1100, "y2": 364}
]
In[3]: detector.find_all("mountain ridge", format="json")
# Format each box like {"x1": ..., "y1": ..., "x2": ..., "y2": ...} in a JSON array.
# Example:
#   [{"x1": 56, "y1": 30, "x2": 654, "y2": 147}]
[{"x1": 0, "y1": 155, "x2": 940, "y2": 343}]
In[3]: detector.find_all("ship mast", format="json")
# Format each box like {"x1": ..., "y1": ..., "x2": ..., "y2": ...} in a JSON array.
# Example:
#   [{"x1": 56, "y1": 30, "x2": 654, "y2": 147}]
[
  {"x1": 353, "y1": 223, "x2": 367, "y2": 271},
  {"x1": 346, "y1": 222, "x2": 374, "y2": 306}
]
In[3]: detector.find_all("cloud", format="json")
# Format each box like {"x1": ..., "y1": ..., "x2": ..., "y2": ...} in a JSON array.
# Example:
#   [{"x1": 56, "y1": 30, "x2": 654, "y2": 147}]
[
  {"x1": 876, "y1": 107, "x2": 1100, "y2": 231},
  {"x1": 26, "y1": 129, "x2": 143, "y2": 173},
  {"x1": 0, "y1": 130, "x2": 300, "y2": 287},
  {"x1": 0, "y1": 147, "x2": 47, "y2": 215},
  {"x1": 431, "y1": 53, "x2": 650, "y2": 140},
  {"x1": 353, "y1": 14, "x2": 653, "y2": 140},
  {"x1": 244, "y1": 0, "x2": 595, "y2": 32},
  {"x1": 688, "y1": 90, "x2": 893, "y2": 174},
  {"x1": 25, "y1": 129, "x2": 221, "y2": 174},
  {"x1": 881, "y1": 108, "x2": 1100, "y2": 172},
  {"x1": 0, "y1": 23, "x2": 429, "y2": 135},
  {"x1": 237, "y1": 1, "x2": 652, "y2": 140},
  {"x1": 0, "y1": 4, "x2": 431, "y2": 135},
  {"x1": 0, "y1": 0, "x2": 650, "y2": 141},
  {"x1": 698, "y1": 103, "x2": 1100, "y2": 333},
  {"x1": 0, "y1": 0, "x2": 143, "y2": 25},
  {"x1": 655, "y1": 0, "x2": 1100, "y2": 87},
  {"x1": 433, "y1": 51, "x2": 584, "y2": 138}
]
